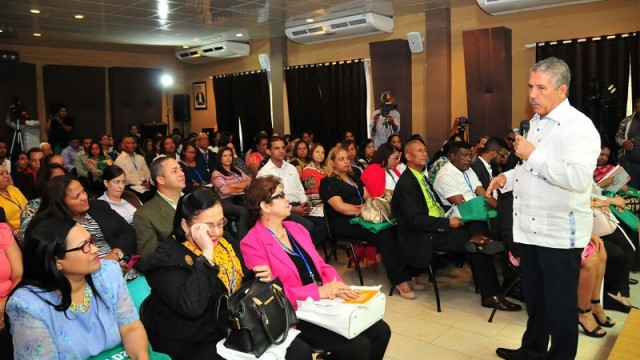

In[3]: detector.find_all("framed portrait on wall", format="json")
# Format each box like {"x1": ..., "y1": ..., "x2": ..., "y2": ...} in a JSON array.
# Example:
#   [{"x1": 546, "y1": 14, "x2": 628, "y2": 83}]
[{"x1": 193, "y1": 81, "x2": 207, "y2": 110}]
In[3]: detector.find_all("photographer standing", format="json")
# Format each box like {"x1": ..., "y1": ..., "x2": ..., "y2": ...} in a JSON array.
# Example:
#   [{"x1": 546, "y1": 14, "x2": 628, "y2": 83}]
[
  {"x1": 5, "y1": 103, "x2": 41, "y2": 153},
  {"x1": 46, "y1": 103, "x2": 75, "y2": 154},
  {"x1": 370, "y1": 90, "x2": 400, "y2": 149}
]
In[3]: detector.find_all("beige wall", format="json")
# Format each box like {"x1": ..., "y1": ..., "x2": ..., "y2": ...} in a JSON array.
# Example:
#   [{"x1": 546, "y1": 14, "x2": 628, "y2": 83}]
[{"x1": 451, "y1": 0, "x2": 640, "y2": 130}]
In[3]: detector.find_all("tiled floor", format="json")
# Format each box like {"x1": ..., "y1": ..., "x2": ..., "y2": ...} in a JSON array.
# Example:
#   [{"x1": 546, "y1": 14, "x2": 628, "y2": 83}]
[{"x1": 328, "y1": 251, "x2": 637, "y2": 360}]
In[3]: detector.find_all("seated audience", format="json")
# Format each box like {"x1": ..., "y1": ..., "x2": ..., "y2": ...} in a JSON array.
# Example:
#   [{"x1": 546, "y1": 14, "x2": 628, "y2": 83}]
[
  {"x1": 211, "y1": 145, "x2": 252, "y2": 240},
  {"x1": 40, "y1": 142, "x2": 53, "y2": 157},
  {"x1": 141, "y1": 187, "x2": 310, "y2": 360},
  {"x1": 357, "y1": 138, "x2": 375, "y2": 169},
  {"x1": 242, "y1": 175, "x2": 390, "y2": 360},
  {"x1": 114, "y1": 136, "x2": 151, "y2": 189},
  {"x1": 590, "y1": 191, "x2": 637, "y2": 312},
  {"x1": 342, "y1": 139, "x2": 363, "y2": 179},
  {"x1": 61, "y1": 135, "x2": 81, "y2": 173},
  {"x1": 155, "y1": 136, "x2": 180, "y2": 161},
  {"x1": 133, "y1": 157, "x2": 185, "y2": 271},
  {"x1": 179, "y1": 141, "x2": 209, "y2": 193},
  {"x1": 319, "y1": 147, "x2": 412, "y2": 298},
  {"x1": 360, "y1": 143, "x2": 401, "y2": 197},
  {"x1": 10, "y1": 151, "x2": 28, "y2": 182},
  {"x1": 577, "y1": 235, "x2": 612, "y2": 337},
  {"x1": 74, "y1": 137, "x2": 92, "y2": 179},
  {"x1": 470, "y1": 137, "x2": 509, "y2": 190},
  {"x1": 391, "y1": 140, "x2": 521, "y2": 310},
  {"x1": 144, "y1": 137, "x2": 162, "y2": 166},
  {"x1": 594, "y1": 144, "x2": 623, "y2": 189},
  {"x1": 14, "y1": 147, "x2": 44, "y2": 200},
  {"x1": 0, "y1": 165, "x2": 28, "y2": 238},
  {"x1": 386, "y1": 134, "x2": 406, "y2": 173},
  {"x1": 0, "y1": 139, "x2": 9, "y2": 174},
  {"x1": 6, "y1": 218, "x2": 149, "y2": 359},
  {"x1": 194, "y1": 132, "x2": 218, "y2": 176},
  {"x1": 289, "y1": 140, "x2": 310, "y2": 178},
  {"x1": 86, "y1": 142, "x2": 114, "y2": 181},
  {"x1": 258, "y1": 137, "x2": 326, "y2": 245},
  {"x1": 247, "y1": 133, "x2": 269, "y2": 176},
  {"x1": 301, "y1": 143, "x2": 327, "y2": 222},
  {"x1": 471, "y1": 135, "x2": 490, "y2": 161},
  {"x1": 98, "y1": 165, "x2": 141, "y2": 224},
  {"x1": 217, "y1": 133, "x2": 252, "y2": 176},
  {"x1": 29, "y1": 175, "x2": 138, "y2": 279},
  {"x1": 19, "y1": 162, "x2": 67, "y2": 244}
]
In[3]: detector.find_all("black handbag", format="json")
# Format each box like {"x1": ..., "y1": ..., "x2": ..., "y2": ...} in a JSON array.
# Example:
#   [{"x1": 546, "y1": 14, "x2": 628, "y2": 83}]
[{"x1": 219, "y1": 278, "x2": 298, "y2": 357}]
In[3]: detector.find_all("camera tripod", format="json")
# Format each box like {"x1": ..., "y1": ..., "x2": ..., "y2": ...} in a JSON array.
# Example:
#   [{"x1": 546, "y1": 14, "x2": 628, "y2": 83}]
[{"x1": 10, "y1": 120, "x2": 24, "y2": 154}]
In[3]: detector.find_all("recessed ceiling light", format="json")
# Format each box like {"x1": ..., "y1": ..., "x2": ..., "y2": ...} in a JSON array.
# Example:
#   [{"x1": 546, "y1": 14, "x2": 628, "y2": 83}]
[
  {"x1": 182, "y1": 45, "x2": 189, "y2": 48},
  {"x1": 0, "y1": 29, "x2": 3, "y2": 33},
  {"x1": 235, "y1": 33, "x2": 243, "y2": 37},
  {"x1": 74, "y1": 14, "x2": 84, "y2": 19},
  {"x1": 33, "y1": 33, "x2": 42, "y2": 37},
  {"x1": 306, "y1": 18, "x2": 314, "y2": 23},
  {"x1": 30, "y1": 9, "x2": 41, "y2": 14}
]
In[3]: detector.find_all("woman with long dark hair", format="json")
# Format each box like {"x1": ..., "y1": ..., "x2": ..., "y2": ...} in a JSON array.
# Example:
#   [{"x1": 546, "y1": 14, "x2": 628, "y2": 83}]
[{"x1": 6, "y1": 217, "x2": 149, "y2": 358}]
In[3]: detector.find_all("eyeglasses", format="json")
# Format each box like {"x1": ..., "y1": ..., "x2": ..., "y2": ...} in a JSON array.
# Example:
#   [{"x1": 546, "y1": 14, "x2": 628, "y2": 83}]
[
  {"x1": 191, "y1": 218, "x2": 229, "y2": 230},
  {"x1": 390, "y1": 156, "x2": 400, "y2": 161},
  {"x1": 506, "y1": 137, "x2": 515, "y2": 142},
  {"x1": 65, "y1": 236, "x2": 96, "y2": 254},
  {"x1": 270, "y1": 192, "x2": 287, "y2": 201}
]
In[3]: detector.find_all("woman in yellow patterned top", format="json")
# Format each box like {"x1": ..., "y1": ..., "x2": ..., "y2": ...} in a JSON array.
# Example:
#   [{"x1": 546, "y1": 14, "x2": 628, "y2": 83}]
[{"x1": 140, "y1": 187, "x2": 311, "y2": 360}]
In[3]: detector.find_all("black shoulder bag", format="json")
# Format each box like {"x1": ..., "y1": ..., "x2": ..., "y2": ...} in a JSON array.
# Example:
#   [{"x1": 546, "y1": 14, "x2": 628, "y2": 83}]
[{"x1": 218, "y1": 278, "x2": 298, "y2": 357}]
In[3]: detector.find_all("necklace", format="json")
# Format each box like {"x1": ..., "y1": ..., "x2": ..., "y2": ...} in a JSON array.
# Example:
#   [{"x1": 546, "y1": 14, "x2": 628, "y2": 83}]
[{"x1": 69, "y1": 285, "x2": 93, "y2": 313}]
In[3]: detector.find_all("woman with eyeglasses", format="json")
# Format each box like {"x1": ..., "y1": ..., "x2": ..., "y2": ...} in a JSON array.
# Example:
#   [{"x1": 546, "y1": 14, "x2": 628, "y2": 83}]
[
  {"x1": 6, "y1": 217, "x2": 149, "y2": 359},
  {"x1": 241, "y1": 175, "x2": 391, "y2": 360},
  {"x1": 141, "y1": 187, "x2": 311, "y2": 359},
  {"x1": 28, "y1": 175, "x2": 138, "y2": 278},
  {"x1": 360, "y1": 143, "x2": 402, "y2": 197}
]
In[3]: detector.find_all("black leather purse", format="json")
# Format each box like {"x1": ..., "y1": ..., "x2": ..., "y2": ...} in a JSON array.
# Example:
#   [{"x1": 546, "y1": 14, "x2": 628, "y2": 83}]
[{"x1": 219, "y1": 278, "x2": 298, "y2": 357}]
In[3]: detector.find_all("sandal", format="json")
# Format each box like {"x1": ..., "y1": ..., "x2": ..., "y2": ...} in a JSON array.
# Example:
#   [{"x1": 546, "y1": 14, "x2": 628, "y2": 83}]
[
  {"x1": 591, "y1": 299, "x2": 615, "y2": 327},
  {"x1": 578, "y1": 307, "x2": 606, "y2": 338}
]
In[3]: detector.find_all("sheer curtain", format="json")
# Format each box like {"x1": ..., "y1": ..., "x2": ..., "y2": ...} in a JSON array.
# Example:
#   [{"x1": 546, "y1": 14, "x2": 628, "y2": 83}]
[
  {"x1": 536, "y1": 34, "x2": 630, "y2": 146},
  {"x1": 212, "y1": 70, "x2": 271, "y2": 152},
  {"x1": 285, "y1": 59, "x2": 367, "y2": 146}
]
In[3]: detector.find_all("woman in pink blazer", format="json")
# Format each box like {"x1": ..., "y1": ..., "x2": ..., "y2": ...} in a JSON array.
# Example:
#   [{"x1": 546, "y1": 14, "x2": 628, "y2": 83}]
[{"x1": 241, "y1": 175, "x2": 390, "y2": 360}]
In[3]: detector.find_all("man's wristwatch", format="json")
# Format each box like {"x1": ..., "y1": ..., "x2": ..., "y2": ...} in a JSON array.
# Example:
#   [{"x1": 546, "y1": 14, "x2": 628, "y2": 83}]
[{"x1": 113, "y1": 249, "x2": 124, "y2": 261}]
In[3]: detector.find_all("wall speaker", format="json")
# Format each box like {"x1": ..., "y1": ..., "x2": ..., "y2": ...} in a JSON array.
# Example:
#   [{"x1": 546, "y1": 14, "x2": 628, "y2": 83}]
[
  {"x1": 258, "y1": 53, "x2": 270, "y2": 70},
  {"x1": 407, "y1": 32, "x2": 424, "y2": 53},
  {"x1": 173, "y1": 94, "x2": 190, "y2": 123}
]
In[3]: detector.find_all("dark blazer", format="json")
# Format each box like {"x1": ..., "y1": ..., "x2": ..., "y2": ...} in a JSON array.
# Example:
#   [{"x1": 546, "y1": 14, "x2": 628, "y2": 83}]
[
  {"x1": 88, "y1": 199, "x2": 137, "y2": 255},
  {"x1": 196, "y1": 148, "x2": 218, "y2": 177},
  {"x1": 470, "y1": 158, "x2": 492, "y2": 189},
  {"x1": 391, "y1": 168, "x2": 450, "y2": 267},
  {"x1": 141, "y1": 236, "x2": 251, "y2": 353}
]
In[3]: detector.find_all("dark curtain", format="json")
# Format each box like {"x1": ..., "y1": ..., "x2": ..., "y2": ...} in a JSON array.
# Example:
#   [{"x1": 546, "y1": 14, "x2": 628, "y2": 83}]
[
  {"x1": 108, "y1": 67, "x2": 162, "y2": 141},
  {"x1": 285, "y1": 59, "x2": 367, "y2": 147},
  {"x1": 631, "y1": 32, "x2": 640, "y2": 102},
  {"x1": 43, "y1": 65, "x2": 106, "y2": 141},
  {"x1": 536, "y1": 35, "x2": 629, "y2": 147},
  {"x1": 213, "y1": 71, "x2": 270, "y2": 153},
  {"x1": 0, "y1": 62, "x2": 37, "y2": 144}
]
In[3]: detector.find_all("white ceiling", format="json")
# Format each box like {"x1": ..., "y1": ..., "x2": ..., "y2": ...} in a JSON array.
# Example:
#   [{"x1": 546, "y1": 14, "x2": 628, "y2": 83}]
[{"x1": 0, "y1": 0, "x2": 471, "y2": 51}]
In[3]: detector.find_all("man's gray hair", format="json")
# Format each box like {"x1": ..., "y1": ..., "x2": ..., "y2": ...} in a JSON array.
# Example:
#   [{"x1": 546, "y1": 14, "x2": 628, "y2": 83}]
[
  {"x1": 530, "y1": 57, "x2": 571, "y2": 90},
  {"x1": 150, "y1": 156, "x2": 172, "y2": 186}
]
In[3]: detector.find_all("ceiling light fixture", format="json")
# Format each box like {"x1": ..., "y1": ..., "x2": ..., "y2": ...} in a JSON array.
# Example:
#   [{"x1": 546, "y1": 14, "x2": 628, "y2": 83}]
[
  {"x1": 160, "y1": 74, "x2": 173, "y2": 88},
  {"x1": 235, "y1": 33, "x2": 243, "y2": 37},
  {"x1": 158, "y1": 0, "x2": 169, "y2": 20},
  {"x1": 182, "y1": 45, "x2": 189, "y2": 49},
  {"x1": 74, "y1": 14, "x2": 84, "y2": 19},
  {"x1": 306, "y1": 19, "x2": 314, "y2": 23},
  {"x1": 30, "y1": 9, "x2": 41, "y2": 14},
  {"x1": 33, "y1": 33, "x2": 42, "y2": 37}
]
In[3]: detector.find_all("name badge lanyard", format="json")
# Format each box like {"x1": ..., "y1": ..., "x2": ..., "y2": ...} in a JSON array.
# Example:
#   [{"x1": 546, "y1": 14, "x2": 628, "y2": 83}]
[
  {"x1": 463, "y1": 172, "x2": 476, "y2": 198},
  {"x1": 217, "y1": 242, "x2": 237, "y2": 295},
  {"x1": 267, "y1": 227, "x2": 320, "y2": 286}
]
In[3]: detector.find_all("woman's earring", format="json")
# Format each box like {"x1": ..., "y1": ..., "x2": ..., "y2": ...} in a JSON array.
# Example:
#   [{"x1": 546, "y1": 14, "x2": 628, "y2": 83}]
[{"x1": 57, "y1": 265, "x2": 63, "y2": 271}]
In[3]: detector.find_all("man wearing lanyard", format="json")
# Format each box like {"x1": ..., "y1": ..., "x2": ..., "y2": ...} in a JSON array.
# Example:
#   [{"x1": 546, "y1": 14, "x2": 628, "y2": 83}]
[
  {"x1": 488, "y1": 57, "x2": 600, "y2": 359},
  {"x1": 195, "y1": 132, "x2": 217, "y2": 177}
]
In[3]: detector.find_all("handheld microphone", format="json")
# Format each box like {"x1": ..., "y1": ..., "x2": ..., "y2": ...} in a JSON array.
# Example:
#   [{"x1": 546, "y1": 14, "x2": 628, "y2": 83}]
[{"x1": 517, "y1": 120, "x2": 530, "y2": 165}]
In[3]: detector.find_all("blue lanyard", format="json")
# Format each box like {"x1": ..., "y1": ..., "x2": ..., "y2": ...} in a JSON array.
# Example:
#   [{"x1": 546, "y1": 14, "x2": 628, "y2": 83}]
[
  {"x1": 267, "y1": 227, "x2": 319, "y2": 285},
  {"x1": 386, "y1": 169, "x2": 398, "y2": 185},
  {"x1": 193, "y1": 168, "x2": 204, "y2": 183},
  {"x1": 463, "y1": 172, "x2": 476, "y2": 198},
  {"x1": 342, "y1": 176, "x2": 363, "y2": 204}
]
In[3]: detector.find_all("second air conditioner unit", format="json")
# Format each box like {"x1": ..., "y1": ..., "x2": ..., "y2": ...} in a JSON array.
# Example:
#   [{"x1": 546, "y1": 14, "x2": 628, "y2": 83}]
[{"x1": 285, "y1": 12, "x2": 394, "y2": 45}]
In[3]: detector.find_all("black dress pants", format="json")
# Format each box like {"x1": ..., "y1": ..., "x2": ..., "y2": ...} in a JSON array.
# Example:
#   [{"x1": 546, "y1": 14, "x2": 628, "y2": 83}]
[
  {"x1": 602, "y1": 229, "x2": 634, "y2": 297},
  {"x1": 517, "y1": 243, "x2": 582, "y2": 360}
]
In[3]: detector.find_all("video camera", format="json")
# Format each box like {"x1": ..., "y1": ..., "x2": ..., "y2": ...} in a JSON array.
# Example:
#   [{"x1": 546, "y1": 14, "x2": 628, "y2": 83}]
[{"x1": 380, "y1": 102, "x2": 398, "y2": 117}]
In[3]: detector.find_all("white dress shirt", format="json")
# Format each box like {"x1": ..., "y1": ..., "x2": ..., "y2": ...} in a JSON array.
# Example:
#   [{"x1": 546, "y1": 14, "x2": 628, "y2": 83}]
[
  {"x1": 114, "y1": 152, "x2": 151, "y2": 186},
  {"x1": 257, "y1": 159, "x2": 307, "y2": 204},
  {"x1": 433, "y1": 161, "x2": 482, "y2": 206},
  {"x1": 502, "y1": 99, "x2": 600, "y2": 249}
]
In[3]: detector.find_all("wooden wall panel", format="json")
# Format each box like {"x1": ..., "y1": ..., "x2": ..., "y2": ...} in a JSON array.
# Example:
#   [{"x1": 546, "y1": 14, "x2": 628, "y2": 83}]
[
  {"x1": 43, "y1": 65, "x2": 106, "y2": 141},
  {"x1": 369, "y1": 39, "x2": 413, "y2": 143},
  {"x1": 462, "y1": 27, "x2": 512, "y2": 140},
  {"x1": 108, "y1": 67, "x2": 162, "y2": 140},
  {"x1": 0, "y1": 61, "x2": 37, "y2": 143}
]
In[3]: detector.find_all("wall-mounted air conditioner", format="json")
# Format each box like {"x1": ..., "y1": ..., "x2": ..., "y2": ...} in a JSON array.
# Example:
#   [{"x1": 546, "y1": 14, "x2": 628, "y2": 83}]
[
  {"x1": 476, "y1": 0, "x2": 604, "y2": 16},
  {"x1": 285, "y1": 12, "x2": 393, "y2": 45},
  {"x1": 175, "y1": 41, "x2": 250, "y2": 64}
]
